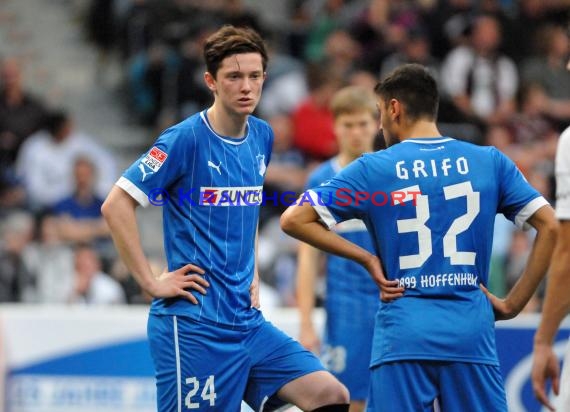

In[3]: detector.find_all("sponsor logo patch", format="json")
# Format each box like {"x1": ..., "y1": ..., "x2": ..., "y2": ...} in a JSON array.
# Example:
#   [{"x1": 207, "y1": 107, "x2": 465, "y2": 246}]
[
  {"x1": 142, "y1": 147, "x2": 168, "y2": 172},
  {"x1": 200, "y1": 186, "x2": 263, "y2": 206}
]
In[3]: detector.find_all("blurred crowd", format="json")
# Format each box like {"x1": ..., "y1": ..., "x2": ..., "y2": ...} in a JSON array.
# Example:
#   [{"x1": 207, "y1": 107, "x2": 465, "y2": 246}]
[{"x1": 1, "y1": 0, "x2": 569, "y2": 311}]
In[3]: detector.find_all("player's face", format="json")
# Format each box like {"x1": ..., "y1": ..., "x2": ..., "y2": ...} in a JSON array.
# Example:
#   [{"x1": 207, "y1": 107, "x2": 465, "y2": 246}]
[
  {"x1": 207, "y1": 53, "x2": 266, "y2": 117},
  {"x1": 334, "y1": 110, "x2": 377, "y2": 158}
]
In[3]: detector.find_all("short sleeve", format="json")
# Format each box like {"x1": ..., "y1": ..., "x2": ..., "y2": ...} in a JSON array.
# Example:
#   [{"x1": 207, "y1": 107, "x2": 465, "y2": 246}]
[
  {"x1": 306, "y1": 156, "x2": 369, "y2": 229},
  {"x1": 117, "y1": 127, "x2": 188, "y2": 207},
  {"x1": 495, "y1": 148, "x2": 549, "y2": 229},
  {"x1": 555, "y1": 128, "x2": 570, "y2": 220}
]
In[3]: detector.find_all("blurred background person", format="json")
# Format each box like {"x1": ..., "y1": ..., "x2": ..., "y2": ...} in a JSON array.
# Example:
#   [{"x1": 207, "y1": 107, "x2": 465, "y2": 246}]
[
  {"x1": 22, "y1": 212, "x2": 74, "y2": 304},
  {"x1": 0, "y1": 57, "x2": 49, "y2": 210},
  {"x1": 16, "y1": 110, "x2": 117, "y2": 211},
  {"x1": 68, "y1": 244, "x2": 126, "y2": 305},
  {"x1": 0, "y1": 211, "x2": 34, "y2": 302},
  {"x1": 441, "y1": 14, "x2": 518, "y2": 139}
]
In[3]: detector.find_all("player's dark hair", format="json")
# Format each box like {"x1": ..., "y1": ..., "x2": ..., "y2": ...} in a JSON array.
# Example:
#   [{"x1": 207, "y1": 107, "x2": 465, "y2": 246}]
[
  {"x1": 203, "y1": 25, "x2": 268, "y2": 78},
  {"x1": 374, "y1": 64, "x2": 439, "y2": 122}
]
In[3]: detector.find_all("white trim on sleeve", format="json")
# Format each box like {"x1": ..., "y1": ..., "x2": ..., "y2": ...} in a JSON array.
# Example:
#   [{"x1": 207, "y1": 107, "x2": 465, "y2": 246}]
[
  {"x1": 307, "y1": 190, "x2": 337, "y2": 229},
  {"x1": 116, "y1": 176, "x2": 150, "y2": 208},
  {"x1": 514, "y1": 196, "x2": 549, "y2": 230}
]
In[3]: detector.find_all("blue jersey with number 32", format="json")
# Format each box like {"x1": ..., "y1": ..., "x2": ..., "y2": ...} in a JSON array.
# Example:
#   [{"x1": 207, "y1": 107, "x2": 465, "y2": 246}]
[{"x1": 307, "y1": 137, "x2": 548, "y2": 367}]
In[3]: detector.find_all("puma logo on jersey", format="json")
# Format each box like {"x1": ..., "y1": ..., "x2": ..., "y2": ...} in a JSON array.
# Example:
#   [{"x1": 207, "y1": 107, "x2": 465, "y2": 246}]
[
  {"x1": 138, "y1": 163, "x2": 154, "y2": 182},
  {"x1": 208, "y1": 160, "x2": 222, "y2": 175}
]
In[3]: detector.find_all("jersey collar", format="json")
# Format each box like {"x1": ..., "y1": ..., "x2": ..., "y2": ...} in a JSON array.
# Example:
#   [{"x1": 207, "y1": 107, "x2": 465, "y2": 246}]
[
  {"x1": 402, "y1": 137, "x2": 454, "y2": 144},
  {"x1": 200, "y1": 110, "x2": 249, "y2": 145}
]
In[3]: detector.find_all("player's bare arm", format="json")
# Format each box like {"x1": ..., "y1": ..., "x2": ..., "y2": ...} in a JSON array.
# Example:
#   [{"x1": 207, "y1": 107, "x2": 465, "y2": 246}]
[
  {"x1": 296, "y1": 242, "x2": 322, "y2": 353},
  {"x1": 102, "y1": 185, "x2": 209, "y2": 303},
  {"x1": 531, "y1": 220, "x2": 570, "y2": 410},
  {"x1": 480, "y1": 205, "x2": 559, "y2": 320},
  {"x1": 281, "y1": 200, "x2": 403, "y2": 301}
]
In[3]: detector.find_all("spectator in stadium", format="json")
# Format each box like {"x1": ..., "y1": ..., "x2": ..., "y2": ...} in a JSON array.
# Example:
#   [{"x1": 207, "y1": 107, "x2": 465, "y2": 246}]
[
  {"x1": 509, "y1": 83, "x2": 557, "y2": 145},
  {"x1": 0, "y1": 57, "x2": 48, "y2": 169},
  {"x1": 321, "y1": 29, "x2": 362, "y2": 82},
  {"x1": 86, "y1": 0, "x2": 117, "y2": 83},
  {"x1": 257, "y1": 40, "x2": 308, "y2": 119},
  {"x1": 127, "y1": 42, "x2": 179, "y2": 126},
  {"x1": 503, "y1": 0, "x2": 566, "y2": 64},
  {"x1": 521, "y1": 24, "x2": 570, "y2": 125},
  {"x1": 0, "y1": 57, "x2": 48, "y2": 210},
  {"x1": 68, "y1": 244, "x2": 126, "y2": 305},
  {"x1": 51, "y1": 156, "x2": 113, "y2": 261},
  {"x1": 292, "y1": 62, "x2": 342, "y2": 161},
  {"x1": 0, "y1": 211, "x2": 34, "y2": 302},
  {"x1": 16, "y1": 110, "x2": 117, "y2": 210},
  {"x1": 22, "y1": 212, "x2": 75, "y2": 304},
  {"x1": 441, "y1": 14, "x2": 518, "y2": 134},
  {"x1": 379, "y1": 26, "x2": 439, "y2": 81}
]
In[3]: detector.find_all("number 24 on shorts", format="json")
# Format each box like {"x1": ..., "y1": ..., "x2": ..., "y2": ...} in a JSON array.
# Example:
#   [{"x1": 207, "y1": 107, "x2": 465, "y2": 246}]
[{"x1": 185, "y1": 375, "x2": 216, "y2": 408}]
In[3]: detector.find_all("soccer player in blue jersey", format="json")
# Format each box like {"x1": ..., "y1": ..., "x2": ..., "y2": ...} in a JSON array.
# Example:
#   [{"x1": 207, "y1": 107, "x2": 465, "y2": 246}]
[
  {"x1": 296, "y1": 86, "x2": 379, "y2": 412},
  {"x1": 101, "y1": 25, "x2": 349, "y2": 411},
  {"x1": 281, "y1": 64, "x2": 559, "y2": 411}
]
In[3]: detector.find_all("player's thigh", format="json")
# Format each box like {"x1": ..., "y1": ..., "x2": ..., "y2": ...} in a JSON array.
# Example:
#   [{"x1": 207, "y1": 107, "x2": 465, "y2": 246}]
[
  {"x1": 243, "y1": 321, "x2": 326, "y2": 411},
  {"x1": 438, "y1": 362, "x2": 507, "y2": 412},
  {"x1": 323, "y1": 318, "x2": 374, "y2": 401},
  {"x1": 147, "y1": 314, "x2": 249, "y2": 412},
  {"x1": 367, "y1": 361, "x2": 438, "y2": 412}
]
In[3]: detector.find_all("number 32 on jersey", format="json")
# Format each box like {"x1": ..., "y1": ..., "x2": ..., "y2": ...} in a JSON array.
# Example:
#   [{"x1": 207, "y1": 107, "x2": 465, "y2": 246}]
[{"x1": 396, "y1": 181, "x2": 480, "y2": 270}]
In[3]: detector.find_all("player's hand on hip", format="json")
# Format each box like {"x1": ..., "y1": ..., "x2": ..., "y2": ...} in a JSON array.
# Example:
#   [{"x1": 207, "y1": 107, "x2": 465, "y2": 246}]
[
  {"x1": 299, "y1": 323, "x2": 321, "y2": 354},
  {"x1": 151, "y1": 263, "x2": 209, "y2": 304},
  {"x1": 364, "y1": 254, "x2": 403, "y2": 302},
  {"x1": 531, "y1": 342, "x2": 559, "y2": 411},
  {"x1": 479, "y1": 283, "x2": 516, "y2": 320}
]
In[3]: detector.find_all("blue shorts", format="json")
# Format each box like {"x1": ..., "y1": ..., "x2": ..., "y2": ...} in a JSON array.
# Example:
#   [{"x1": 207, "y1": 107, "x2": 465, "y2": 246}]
[
  {"x1": 367, "y1": 361, "x2": 507, "y2": 412},
  {"x1": 321, "y1": 310, "x2": 375, "y2": 401},
  {"x1": 147, "y1": 314, "x2": 325, "y2": 411}
]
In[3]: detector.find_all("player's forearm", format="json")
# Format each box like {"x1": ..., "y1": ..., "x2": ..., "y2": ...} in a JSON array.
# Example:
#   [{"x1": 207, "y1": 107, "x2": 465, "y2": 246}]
[
  {"x1": 296, "y1": 243, "x2": 319, "y2": 326},
  {"x1": 102, "y1": 187, "x2": 157, "y2": 294},
  {"x1": 281, "y1": 205, "x2": 372, "y2": 268},
  {"x1": 535, "y1": 222, "x2": 570, "y2": 344},
  {"x1": 505, "y1": 206, "x2": 559, "y2": 316}
]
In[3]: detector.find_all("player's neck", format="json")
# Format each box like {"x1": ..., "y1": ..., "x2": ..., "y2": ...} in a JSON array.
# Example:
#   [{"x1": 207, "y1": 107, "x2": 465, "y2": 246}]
[
  {"x1": 399, "y1": 119, "x2": 441, "y2": 141},
  {"x1": 206, "y1": 104, "x2": 248, "y2": 138}
]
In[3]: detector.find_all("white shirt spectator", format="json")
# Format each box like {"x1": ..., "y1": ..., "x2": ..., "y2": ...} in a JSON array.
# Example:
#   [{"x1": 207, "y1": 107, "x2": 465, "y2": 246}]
[
  {"x1": 16, "y1": 129, "x2": 117, "y2": 208},
  {"x1": 441, "y1": 46, "x2": 518, "y2": 118}
]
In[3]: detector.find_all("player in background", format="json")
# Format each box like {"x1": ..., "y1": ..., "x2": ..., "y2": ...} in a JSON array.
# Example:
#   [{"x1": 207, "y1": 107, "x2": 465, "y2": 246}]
[
  {"x1": 102, "y1": 25, "x2": 349, "y2": 411},
  {"x1": 531, "y1": 123, "x2": 570, "y2": 411},
  {"x1": 297, "y1": 86, "x2": 379, "y2": 412},
  {"x1": 281, "y1": 63, "x2": 559, "y2": 411}
]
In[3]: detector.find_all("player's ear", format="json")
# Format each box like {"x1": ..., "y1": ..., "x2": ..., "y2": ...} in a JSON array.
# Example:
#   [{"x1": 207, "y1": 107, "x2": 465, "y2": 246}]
[
  {"x1": 204, "y1": 71, "x2": 217, "y2": 93},
  {"x1": 389, "y1": 98, "x2": 400, "y2": 119}
]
